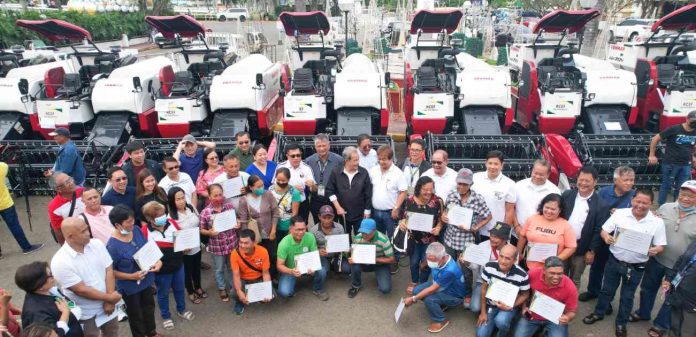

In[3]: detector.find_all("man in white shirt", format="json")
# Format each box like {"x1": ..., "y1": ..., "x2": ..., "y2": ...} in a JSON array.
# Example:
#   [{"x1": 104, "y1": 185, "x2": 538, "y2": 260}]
[
  {"x1": 213, "y1": 153, "x2": 250, "y2": 209},
  {"x1": 583, "y1": 189, "x2": 666, "y2": 337},
  {"x1": 422, "y1": 150, "x2": 457, "y2": 201},
  {"x1": 276, "y1": 143, "x2": 316, "y2": 220},
  {"x1": 357, "y1": 134, "x2": 378, "y2": 170},
  {"x1": 51, "y1": 217, "x2": 122, "y2": 337},
  {"x1": 512, "y1": 160, "x2": 560, "y2": 239},
  {"x1": 159, "y1": 156, "x2": 197, "y2": 206},
  {"x1": 471, "y1": 150, "x2": 516, "y2": 240}
]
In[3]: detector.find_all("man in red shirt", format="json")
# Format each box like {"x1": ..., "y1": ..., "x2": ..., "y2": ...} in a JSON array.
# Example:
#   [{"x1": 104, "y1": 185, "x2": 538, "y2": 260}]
[
  {"x1": 513, "y1": 256, "x2": 578, "y2": 337},
  {"x1": 47, "y1": 172, "x2": 85, "y2": 245}
]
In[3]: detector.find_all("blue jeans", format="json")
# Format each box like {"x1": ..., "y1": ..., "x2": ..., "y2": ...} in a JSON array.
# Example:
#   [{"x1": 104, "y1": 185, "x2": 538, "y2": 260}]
[
  {"x1": 409, "y1": 242, "x2": 430, "y2": 284},
  {"x1": 350, "y1": 263, "x2": 392, "y2": 294},
  {"x1": 0, "y1": 206, "x2": 32, "y2": 250},
  {"x1": 594, "y1": 256, "x2": 646, "y2": 326},
  {"x1": 155, "y1": 265, "x2": 186, "y2": 320},
  {"x1": 373, "y1": 209, "x2": 397, "y2": 238},
  {"x1": 212, "y1": 254, "x2": 233, "y2": 290},
  {"x1": 586, "y1": 242, "x2": 610, "y2": 296},
  {"x1": 659, "y1": 163, "x2": 691, "y2": 205},
  {"x1": 476, "y1": 307, "x2": 519, "y2": 337},
  {"x1": 513, "y1": 317, "x2": 568, "y2": 337},
  {"x1": 470, "y1": 281, "x2": 482, "y2": 313},
  {"x1": 277, "y1": 265, "x2": 327, "y2": 297},
  {"x1": 636, "y1": 257, "x2": 672, "y2": 330},
  {"x1": 413, "y1": 281, "x2": 463, "y2": 323}
]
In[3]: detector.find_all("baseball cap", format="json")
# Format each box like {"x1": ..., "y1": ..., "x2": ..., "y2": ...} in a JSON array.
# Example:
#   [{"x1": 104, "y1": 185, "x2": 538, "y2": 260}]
[
  {"x1": 456, "y1": 168, "x2": 474, "y2": 184},
  {"x1": 688, "y1": 110, "x2": 696, "y2": 122},
  {"x1": 48, "y1": 127, "x2": 70, "y2": 137},
  {"x1": 319, "y1": 205, "x2": 335, "y2": 216},
  {"x1": 489, "y1": 222, "x2": 511, "y2": 240},
  {"x1": 358, "y1": 218, "x2": 377, "y2": 234},
  {"x1": 681, "y1": 180, "x2": 696, "y2": 193},
  {"x1": 182, "y1": 134, "x2": 196, "y2": 144}
]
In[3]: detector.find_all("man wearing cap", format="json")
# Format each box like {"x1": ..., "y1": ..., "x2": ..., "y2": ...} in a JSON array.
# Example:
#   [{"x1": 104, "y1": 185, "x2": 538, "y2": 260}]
[
  {"x1": 468, "y1": 222, "x2": 512, "y2": 314},
  {"x1": 121, "y1": 140, "x2": 164, "y2": 187},
  {"x1": 347, "y1": 218, "x2": 395, "y2": 298},
  {"x1": 229, "y1": 131, "x2": 253, "y2": 171},
  {"x1": 512, "y1": 160, "x2": 560, "y2": 243},
  {"x1": 403, "y1": 242, "x2": 466, "y2": 334},
  {"x1": 631, "y1": 180, "x2": 696, "y2": 334},
  {"x1": 44, "y1": 127, "x2": 86, "y2": 186},
  {"x1": 422, "y1": 150, "x2": 457, "y2": 201},
  {"x1": 173, "y1": 134, "x2": 216, "y2": 185},
  {"x1": 310, "y1": 205, "x2": 350, "y2": 276},
  {"x1": 649, "y1": 110, "x2": 696, "y2": 205}
]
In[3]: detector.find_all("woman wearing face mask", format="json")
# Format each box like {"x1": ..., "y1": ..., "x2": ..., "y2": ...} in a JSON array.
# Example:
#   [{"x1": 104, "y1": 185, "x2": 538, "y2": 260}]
[
  {"x1": 199, "y1": 183, "x2": 238, "y2": 302},
  {"x1": 141, "y1": 201, "x2": 195, "y2": 331},
  {"x1": 167, "y1": 187, "x2": 206, "y2": 304},
  {"x1": 135, "y1": 169, "x2": 168, "y2": 226},
  {"x1": 270, "y1": 168, "x2": 301, "y2": 240},
  {"x1": 245, "y1": 144, "x2": 277, "y2": 189},
  {"x1": 238, "y1": 175, "x2": 280, "y2": 277},
  {"x1": 195, "y1": 148, "x2": 224, "y2": 208},
  {"x1": 106, "y1": 205, "x2": 164, "y2": 337},
  {"x1": 15, "y1": 261, "x2": 83, "y2": 337}
]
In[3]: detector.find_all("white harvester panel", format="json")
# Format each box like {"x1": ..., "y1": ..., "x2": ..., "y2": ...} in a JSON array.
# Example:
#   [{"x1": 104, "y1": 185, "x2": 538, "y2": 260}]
[
  {"x1": 334, "y1": 53, "x2": 385, "y2": 110},
  {"x1": 508, "y1": 44, "x2": 556, "y2": 72},
  {"x1": 573, "y1": 54, "x2": 637, "y2": 108},
  {"x1": 456, "y1": 53, "x2": 512, "y2": 110},
  {"x1": 209, "y1": 54, "x2": 281, "y2": 112},
  {"x1": 92, "y1": 56, "x2": 172, "y2": 115},
  {"x1": 413, "y1": 93, "x2": 455, "y2": 119},
  {"x1": 540, "y1": 91, "x2": 583, "y2": 118},
  {"x1": 606, "y1": 42, "x2": 669, "y2": 71},
  {"x1": 0, "y1": 61, "x2": 73, "y2": 115}
]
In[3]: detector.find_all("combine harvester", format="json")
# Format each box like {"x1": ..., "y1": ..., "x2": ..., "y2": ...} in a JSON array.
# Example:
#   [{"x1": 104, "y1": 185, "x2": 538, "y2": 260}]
[{"x1": 606, "y1": 3, "x2": 696, "y2": 132}]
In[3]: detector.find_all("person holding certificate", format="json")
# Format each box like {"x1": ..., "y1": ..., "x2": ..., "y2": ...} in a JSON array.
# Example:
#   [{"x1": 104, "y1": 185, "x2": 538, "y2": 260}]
[
  {"x1": 106, "y1": 205, "x2": 164, "y2": 337},
  {"x1": 348, "y1": 219, "x2": 395, "y2": 298},
  {"x1": 199, "y1": 184, "x2": 238, "y2": 303},
  {"x1": 212, "y1": 154, "x2": 250, "y2": 210},
  {"x1": 403, "y1": 242, "x2": 466, "y2": 333},
  {"x1": 517, "y1": 193, "x2": 577, "y2": 269},
  {"x1": 310, "y1": 205, "x2": 350, "y2": 276},
  {"x1": 238, "y1": 175, "x2": 280, "y2": 278},
  {"x1": 230, "y1": 229, "x2": 273, "y2": 315},
  {"x1": 514, "y1": 257, "x2": 577, "y2": 337},
  {"x1": 141, "y1": 201, "x2": 195, "y2": 330},
  {"x1": 468, "y1": 222, "x2": 512, "y2": 314},
  {"x1": 398, "y1": 176, "x2": 444, "y2": 286},
  {"x1": 476, "y1": 244, "x2": 530, "y2": 337},
  {"x1": 276, "y1": 217, "x2": 328, "y2": 301},
  {"x1": 270, "y1": 168, "x2": 301, "y2": 240},
  {"x1": 583, "y1": 189, "x2": 666, "y2": 337}
]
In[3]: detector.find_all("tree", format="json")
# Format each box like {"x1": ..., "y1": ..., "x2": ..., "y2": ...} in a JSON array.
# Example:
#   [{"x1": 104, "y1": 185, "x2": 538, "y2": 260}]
[{"x1": 517, "y1": 0, "x2": 568, "y2": 14}]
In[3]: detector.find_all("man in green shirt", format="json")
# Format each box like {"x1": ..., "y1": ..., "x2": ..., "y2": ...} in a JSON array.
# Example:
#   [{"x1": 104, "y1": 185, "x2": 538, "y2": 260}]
[
  {"x1": 229, "y1": 131, "x2": 253, "y2": 170},
  {"x1": 276, "y1": 216, "x2": 329, "y2": 301},
  {"x1": 348, "y1": 218, "x2": 395, "y2": 298}
]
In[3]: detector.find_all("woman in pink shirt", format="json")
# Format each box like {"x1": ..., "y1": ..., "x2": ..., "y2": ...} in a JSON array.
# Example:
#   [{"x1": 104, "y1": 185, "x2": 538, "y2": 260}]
[
  {"x1": 195, "y1": 148, "x2": 224, "y2": 209},
  {"x1": 517, "y1": 193, "x2": 577, "y2": 269}
]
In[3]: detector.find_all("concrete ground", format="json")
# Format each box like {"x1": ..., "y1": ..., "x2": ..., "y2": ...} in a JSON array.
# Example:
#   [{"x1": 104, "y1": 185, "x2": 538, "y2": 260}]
[{"x1": 0, "y1": 196, "x2": 659, "y2": 337}]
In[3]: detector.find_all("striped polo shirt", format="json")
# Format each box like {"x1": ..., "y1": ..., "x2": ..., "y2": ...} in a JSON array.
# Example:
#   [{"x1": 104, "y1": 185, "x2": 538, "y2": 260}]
[
  {"x1": 481, "y1": 262, "x2": 530, "y2": 307},
  {"x1": 353, "y1": 231, "x2": 394, "y2": 258}
]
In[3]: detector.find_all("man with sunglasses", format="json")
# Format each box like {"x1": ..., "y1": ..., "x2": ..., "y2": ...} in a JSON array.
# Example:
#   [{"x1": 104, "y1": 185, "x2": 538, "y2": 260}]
[
  {"x1": 229, "y1": 131, "x2": 253, "y2": 171},
  {"x1": 357, "y1": 134, "x2": 378, "y2": 170},
  {"x1": 173, "y1": 134, "x2": 216, "y2": 185},
  {"x1": 422, "y1": 150, "x2": 457, "y2": 201},
  {"x1": 401, "y1": 139, "x2": 431, "y2": 197},
  {"x1": 276, "y1": 143, "x2": 315, "y2": 221},
  {"x1": 159, "y1": 156, "x2": 197, "y2": 206},
  {"x1": 102, "y1": 167, "x2": 137, "y2": 211},
  {"x1": 48, "y1": 172, "x2": 85, "y2": 245},
  {"x1": 122, "y1": 140, "x2": 164, "y2": 187}
]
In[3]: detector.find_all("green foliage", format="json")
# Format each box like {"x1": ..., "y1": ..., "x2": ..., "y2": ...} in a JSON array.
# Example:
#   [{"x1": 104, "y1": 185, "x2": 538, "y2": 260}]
[
  {"x1": 496, "y1": 46, "x2": 507, "y2": 65},
  {"x1": 0, "y1": 10, "x2": 149, "y2": 48}
]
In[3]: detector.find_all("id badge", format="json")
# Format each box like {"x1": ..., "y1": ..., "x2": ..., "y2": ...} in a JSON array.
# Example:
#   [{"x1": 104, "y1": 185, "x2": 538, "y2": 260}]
[
  {"x1": 318, "y1": 184, "x2": 325, "y2": 197},
  {"x1": 672, "y1": 273, "x2": 683, "y2": 288}
]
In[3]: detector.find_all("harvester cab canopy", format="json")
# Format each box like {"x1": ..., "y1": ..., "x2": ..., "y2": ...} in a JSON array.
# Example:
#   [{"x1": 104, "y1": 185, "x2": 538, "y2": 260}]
[
  {"x1": 407, "y1": 9, "x2": 463, "y2": 58},
  {"x1": 280, "y1": 11, "x2": 340, "y2": 71}
]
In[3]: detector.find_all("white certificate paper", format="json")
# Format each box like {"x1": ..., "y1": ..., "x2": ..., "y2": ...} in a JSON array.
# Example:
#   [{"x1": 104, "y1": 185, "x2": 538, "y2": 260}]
[
  {"x1": 614, "y1": 227, "x2": 653, "y2": 255},
  {"x1": 325, "y1": 234, "x2": 350, "y2": 253},
  {"x1": 449, "y1": 205, "x2": 473, "y2": 230},
  {"x1": 174, "y1": 227, "x2": 200, "y2": 252},
  {"x1": 221, "y1": 177, "x2": 245, "y2": 199},
  {"x1": 94, "y1": 309, "x2": 119, "y2": 327},
  {"x1": 485, "y1": 278, "x2": 520, "y2": 308},
  {"x1": 294, "y1": 250, "x2": 322, "y2": 274},
  {"x1": 407, "y1": 212, "x2": 434, "y2": 232},
  {"x1": 351, "y1": 244, "x2": 376, "y2": 264},
  {"x1": 133, "y1": 240, "x2": 163, "y2": 271},
  {"x1": 526, "y1": 243, "x2": 558, "y2": 262},
  {"x1": 463, "y1": 243, "x2": 492, "y2": 266},
  {"x1": 213, "y1": 209, "x2": 238, "y2": 232},
  {"x1": 245, "y1": 281, "x2": 273, "y2": 303},
  {"x1": 395, "y1": 298, "x2": 406, "y2": 323},
  {"x1": 529, "y1": 292, "x2": 566, "y2": 324}
]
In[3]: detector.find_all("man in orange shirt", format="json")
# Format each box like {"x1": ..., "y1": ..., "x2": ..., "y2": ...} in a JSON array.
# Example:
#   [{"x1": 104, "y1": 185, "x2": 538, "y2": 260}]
[{"x1": 230, "y1": 229, "x2": 272, "y2": 315}]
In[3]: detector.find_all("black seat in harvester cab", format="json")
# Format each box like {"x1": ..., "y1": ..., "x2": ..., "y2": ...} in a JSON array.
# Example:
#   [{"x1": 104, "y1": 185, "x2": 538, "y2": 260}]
[
  {"x1": 0, "y1": 54, "x2": 19, "y2": 77},
  {"x1": 56, "y1": 73, "x2": 83, "y2": 96},
  {"x1": 203, "y1": 52, "x2": 225, "y2": 75},
  {"x1": 170, "y1": 71, "x2": 195, "y2": 95},
  {"x1": 292, "y1": 68, "x2": 315, "y2": 92},
  {"x1": 416, "y1": 66, "x2": 438, "y2": 91},
  {"x1": 656, "y1": 64, "x2": 676, "y2": 87},
  {"x1": 94, "y1": 54, "x2": 117, "y2": 73}
]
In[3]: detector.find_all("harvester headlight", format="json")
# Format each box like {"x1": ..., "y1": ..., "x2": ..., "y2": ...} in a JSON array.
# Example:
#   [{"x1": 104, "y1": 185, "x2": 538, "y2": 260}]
[
  {"x1": 458, "y1": 94, "x2": 465, "y2": 100},
  {"x1": 588, "y1": 93, "x2": 596, "y2": 100}
]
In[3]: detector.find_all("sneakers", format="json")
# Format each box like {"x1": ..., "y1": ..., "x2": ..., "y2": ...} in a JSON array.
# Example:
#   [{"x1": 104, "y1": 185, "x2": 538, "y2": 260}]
[
  {"x1": 347, "y1": 287, "x2": 360, "y2": 298},
  {"x1": 23, "y1": 243, "x2": 44, "y2": 255},
  {"x1": 234, "y1": 301, "x2": 245, "y2": 315},
  {"x1": 390, "y1": 262, "x2": 399, "y2": 275},
  {"x1": 313, "y1": 290, "x2": 330, "y2": 301}
]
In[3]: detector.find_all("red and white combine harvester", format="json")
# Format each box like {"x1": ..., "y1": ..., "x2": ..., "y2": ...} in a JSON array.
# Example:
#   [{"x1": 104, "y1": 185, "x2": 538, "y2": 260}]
[{"x1": 606, "y1": 4, "x2": 696, "y2": 132}]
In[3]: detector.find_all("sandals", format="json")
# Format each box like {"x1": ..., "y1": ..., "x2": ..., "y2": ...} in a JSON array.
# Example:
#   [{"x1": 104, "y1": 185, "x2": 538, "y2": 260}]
[
  {"x1": 629, "y1": 312, "x2": 649, "y2": 322},
  {"x1": 162, "y1": 319, "x2": 174, "y2": 330},
  {"x1": 196, "y1": 289, "x2": 208, "y2": 299},
  {"x1": 176, "y1": 310, "x2": 195, "y2": 321},
  {"x1": 647, "y1": 327, "x2": 666, "y2": 337},
  {"x1": 219, "y1": 289, "x2": 230, "y2": 302},
  {"x1": 188, "y1": 293, "x2": 202, "y2": 304}
]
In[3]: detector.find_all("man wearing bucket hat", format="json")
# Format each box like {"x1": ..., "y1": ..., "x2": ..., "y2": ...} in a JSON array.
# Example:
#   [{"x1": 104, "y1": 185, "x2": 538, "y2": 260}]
[
  {"x1": 44, "y1": 127, "x2": 86, "y2": 186},
  {"x1": 347, "y1": 218, "x2": 395, "y2": 298}
]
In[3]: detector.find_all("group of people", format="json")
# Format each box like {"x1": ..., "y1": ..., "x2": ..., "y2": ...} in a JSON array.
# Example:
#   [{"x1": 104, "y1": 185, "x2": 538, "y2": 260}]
[{"x1": 0, "y1": 116, "x2": 695, "y2": 337}]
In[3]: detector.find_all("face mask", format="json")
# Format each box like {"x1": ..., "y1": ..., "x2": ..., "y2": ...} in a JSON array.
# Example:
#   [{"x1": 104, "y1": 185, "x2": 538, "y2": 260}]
[
  {"x1": 678, "y1": 203, "x2": 696, "y2": 213},
  {"x1": 253, "y1": 188, "x2": 265, "y2": 196},
  {"x1": 277, "y1": 182, "x2": 288, "y2": 188},
  {"x1": 154, "y1": 215, "x2": 167, "y2": 227},
  {"x1": 427, "y1": 260, "x2": 440, "y2": 269},
  {"x1": 210, "y1": 198, "x2": 223, "y2": 206},
  {"x1": 48, "y1": 286, "x2": 61, "y2": 298},
  {"x1": 119, "y1": 227, "x2": 130, "y2": 235}
]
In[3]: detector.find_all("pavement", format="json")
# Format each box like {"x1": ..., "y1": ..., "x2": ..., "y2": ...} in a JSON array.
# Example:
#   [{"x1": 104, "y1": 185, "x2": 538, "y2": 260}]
[{"x1": 0, "y1": 196, "x2": 659, "y2": 337}]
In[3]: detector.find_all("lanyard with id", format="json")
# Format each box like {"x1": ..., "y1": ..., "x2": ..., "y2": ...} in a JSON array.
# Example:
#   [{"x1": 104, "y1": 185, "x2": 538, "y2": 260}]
[
  {"x1": 317, "y1": 160, "x2": 327, "y2": 197},
  {"x1": 407, "y1": 165, "x2": 419, "y2": 195},
  {"x1": 672, "y1": 253, "x2": 696, "y2": 288}
]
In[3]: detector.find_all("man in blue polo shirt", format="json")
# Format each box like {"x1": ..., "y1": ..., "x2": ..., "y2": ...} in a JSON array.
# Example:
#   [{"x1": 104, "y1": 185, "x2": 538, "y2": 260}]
[
  {"x1": 102, "y1": 167, "x2": 137, "y2": 211},
  {"x1": 44, "y1": 127, "x2": 86, "y2": 186},
  {"x1": 403, "y1": 242, "x2": 466, "y2": 334},
  {"x1": 173, "y1": 134, "x2": 216, "y2": 185}
]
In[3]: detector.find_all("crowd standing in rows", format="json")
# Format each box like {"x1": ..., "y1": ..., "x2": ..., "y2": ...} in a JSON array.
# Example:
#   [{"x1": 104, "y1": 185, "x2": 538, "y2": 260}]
[{"x1": 1, "y1": 120, "x2": 696, "y2": 337}]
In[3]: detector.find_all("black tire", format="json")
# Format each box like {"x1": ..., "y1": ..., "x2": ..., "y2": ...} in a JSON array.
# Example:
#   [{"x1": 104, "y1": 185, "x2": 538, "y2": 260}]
[
  {"x1": 628, "y1": 32, "x2": 638, "y2": 42},
  {"x1": 219, "y1": 15, "x2": 227, "y2": 22},
  {"x1": 239, "y1": 15, "x2": 246, "y2": 22}
]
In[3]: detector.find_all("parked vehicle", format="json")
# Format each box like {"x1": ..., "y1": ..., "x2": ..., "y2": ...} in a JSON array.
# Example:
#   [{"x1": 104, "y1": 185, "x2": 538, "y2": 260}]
[
  {"x1": 217, "y1": 8, "x2": 249, "y2": 22},
  {"x1": 609, "y1": 18, "x2": 658, "y2": 42}
]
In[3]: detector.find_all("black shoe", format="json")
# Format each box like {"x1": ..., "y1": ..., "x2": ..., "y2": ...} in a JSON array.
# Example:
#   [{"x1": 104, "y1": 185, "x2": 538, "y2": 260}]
[
  {"x1": 390, "y1": 262, "x2": 399, "y2": 275},
  {"x1": 578, "y1": 292, "x2": 598, "y2": 302},
  {"x1": 347, "y1": 287, "x2": 360, "y2": 298},
  {"x1": 606, "y1": 304, "x2": 614, "y2": 316},
  {"x1": 615, "y1": 325, "x2": 627, "y2": 337},
  {"x1": 583, "y1": 313, "x2": 604, "y2": 325},
  {"x1": 23, "y1": 243, "x2": 44, "y2": 255}
]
